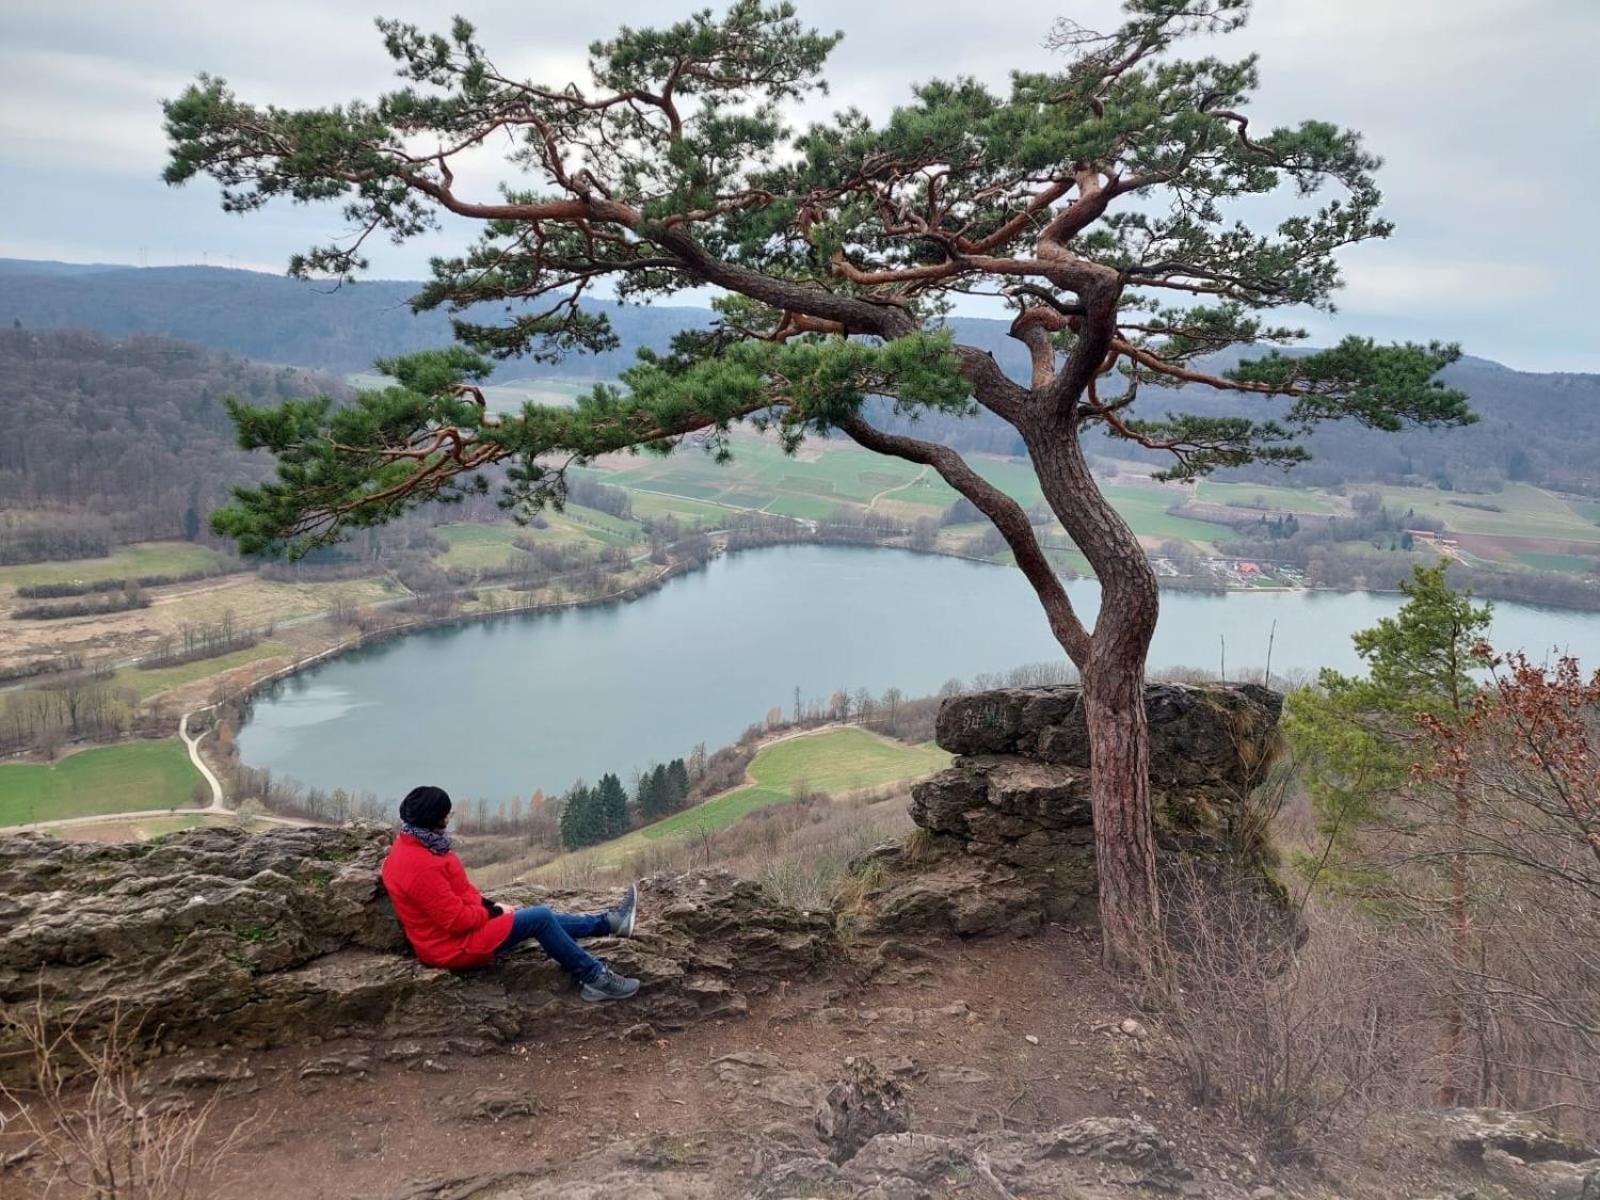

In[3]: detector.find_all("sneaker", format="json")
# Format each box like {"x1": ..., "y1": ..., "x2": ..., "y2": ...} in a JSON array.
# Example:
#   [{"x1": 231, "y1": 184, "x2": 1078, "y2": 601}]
[
  {"x1": 579, "y1": 965, "x2": 641, "y2": 1003},
  {"x1": 606, "y1": 883, "x2": 638, "y2": 938}
]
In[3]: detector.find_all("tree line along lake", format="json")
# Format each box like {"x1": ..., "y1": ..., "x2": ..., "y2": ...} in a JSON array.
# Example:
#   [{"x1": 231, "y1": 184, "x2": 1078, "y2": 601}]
[{"x1": 236, "y1": 544, "x2": 1600, "y2": 807}]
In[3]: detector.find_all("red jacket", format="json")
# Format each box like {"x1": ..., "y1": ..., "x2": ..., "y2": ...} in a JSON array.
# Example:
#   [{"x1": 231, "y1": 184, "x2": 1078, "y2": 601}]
[{"x1": 380, "y1": 833, "x2": 514, "y2": 970}]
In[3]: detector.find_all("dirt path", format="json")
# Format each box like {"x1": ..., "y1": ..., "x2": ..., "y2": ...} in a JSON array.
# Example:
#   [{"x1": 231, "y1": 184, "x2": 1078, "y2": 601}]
[
  {"x1": 180, "y1": 708, "x2": 225, "y2": 810},
  {"x1": 8, "y1": 710, "x2": 313, "y2": 836},
  {"x1": 5, "y1": 804, "x2": 314, "y2": 835},
  {"x1": 866, "y1": 464, "x2": 930, "y2": 510}
]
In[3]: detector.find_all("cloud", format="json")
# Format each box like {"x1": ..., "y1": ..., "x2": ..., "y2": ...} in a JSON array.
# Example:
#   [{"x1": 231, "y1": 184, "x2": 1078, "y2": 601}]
[
  {"x1": 0, "y1": 0, "x2": 1595, "y2": 371},
  {"x1": 1339, "y1": 256, "x2": 1559, "y2": 314}
]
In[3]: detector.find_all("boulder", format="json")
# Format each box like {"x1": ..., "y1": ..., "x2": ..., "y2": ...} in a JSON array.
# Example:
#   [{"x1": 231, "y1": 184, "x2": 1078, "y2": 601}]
[
  {"x1": 0, "y1": 826, "x2": 834, "y2": 1081},
  {"x1": 863, "y1": 683, "x2": 1285, "y2": 936},
  {"x1": 815, "y1": 1057, "x2": 910, "y2": 1163},
  {"x1": 935, "y1": 682, "x2": 1283, "y2": 795}
]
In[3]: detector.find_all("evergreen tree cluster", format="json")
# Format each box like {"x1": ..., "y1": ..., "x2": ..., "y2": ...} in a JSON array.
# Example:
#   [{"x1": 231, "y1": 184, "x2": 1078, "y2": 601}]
[
  {"x1": 558, "y1": 773, "x2": 630, "y2": 851},
  {"x1": 637, "y1": 759, "x2": 691, "y2": 823},
  {"x1": 556, "y1": 758, "x2": 692, "y2": 851}
]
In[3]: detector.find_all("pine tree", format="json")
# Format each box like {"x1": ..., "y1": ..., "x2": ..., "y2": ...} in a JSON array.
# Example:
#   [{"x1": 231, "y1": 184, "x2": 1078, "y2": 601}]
[
  {"x1": 635, "y1": 769, "x2": 658, "y2": 822},
  {"x1": 596, "y1": 772, "x2": 630, "y2": 840},
  {"x1": 646, "y1": 764, "x2": 671, "y2": 821},
  {"x1": 559, "y1": 781, "x2": 602, "y2": 850},
  {"x1": 171, "y1": 2, "x2": 1473, "y2": 970},
  {"x1": 666, "y1": 759, "x2": 691, "y2": 812},
  {"x1": 1284, "y1": 562, "x2": 1491, "y2": 1102}
]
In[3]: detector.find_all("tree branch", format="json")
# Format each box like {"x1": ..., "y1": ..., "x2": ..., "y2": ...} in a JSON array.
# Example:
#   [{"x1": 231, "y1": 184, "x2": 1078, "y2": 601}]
[{"x1": 837, "y1": 414, "x2": 1089, "y2": 666}]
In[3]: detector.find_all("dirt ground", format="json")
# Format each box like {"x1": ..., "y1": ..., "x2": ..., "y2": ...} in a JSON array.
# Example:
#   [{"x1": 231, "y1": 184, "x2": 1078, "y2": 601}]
[
  {"x1": 0, "y1": 925, "x2": 1497, "y2": 1200},
  {"x1": 199, "y1": 928, "x2": 1166, "y2": 1197}
]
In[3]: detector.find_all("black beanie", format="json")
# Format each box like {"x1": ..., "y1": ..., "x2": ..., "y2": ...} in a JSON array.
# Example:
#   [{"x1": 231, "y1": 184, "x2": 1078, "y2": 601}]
[{"x1": 399, "y1": 785, "x2": 452, "y2": 830}]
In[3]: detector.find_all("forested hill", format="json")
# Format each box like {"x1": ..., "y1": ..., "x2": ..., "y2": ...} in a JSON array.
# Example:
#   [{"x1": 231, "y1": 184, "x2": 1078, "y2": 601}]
[
  {"x1": 0, "y1": 260, "x2": 707, "y2": 379},
  {"x1": 3, "y1": 259, "x2": 1596, "y2": 496},
  {"x1": 0, "y1": 328, "x2": 344, "y2": 547}
]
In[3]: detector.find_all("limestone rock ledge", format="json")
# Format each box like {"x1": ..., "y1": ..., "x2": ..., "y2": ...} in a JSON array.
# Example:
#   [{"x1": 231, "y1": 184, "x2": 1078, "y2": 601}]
[
  {"x1": 861, "y1": 683, "x2": 1286, "y2": 936},
  {"x1": 0, "y1": 825, "x2": 833, "y2": 1081}
]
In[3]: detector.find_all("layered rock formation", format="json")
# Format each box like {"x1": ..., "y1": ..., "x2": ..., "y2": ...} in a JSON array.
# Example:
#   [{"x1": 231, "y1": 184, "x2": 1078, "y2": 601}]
[
  {"x1": 864, "y1": 683, "x2": 1285, "y2": 935},
  {"x1": 0, "y1": 825, "x2": 833, "y2": 1081}
]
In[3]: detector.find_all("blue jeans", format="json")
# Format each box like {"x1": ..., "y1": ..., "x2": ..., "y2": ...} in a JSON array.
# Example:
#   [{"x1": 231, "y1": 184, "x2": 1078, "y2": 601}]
[{"x1": 497, "y1": 906, "x2": 609, "y2": 982}]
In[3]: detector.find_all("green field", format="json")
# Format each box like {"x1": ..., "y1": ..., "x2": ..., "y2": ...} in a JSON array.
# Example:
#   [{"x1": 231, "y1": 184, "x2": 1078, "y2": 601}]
[
  {"x1": 0, "y1": 739, "x2": 204, "y2": 827},
  {"x1": 1096, "y1": 484, "x2": 1229, "y2": 545},
  {"x1": 1376, "y1": 484, "x2": 1600, "y2": 543},
  {"x1": 116, "y1": 639, "x2": 291, "y2": 700},
  {"x1": 1195, "y1": 480, "x2": 1337, "y2": 514},
  {"x1": 620, "y1": 491, "x2": 728, "y2": 526},
  {"x1": 1515, "y1": 550, "x2": 1599, "y2": 575},
  {"x1": 438, "y1": 508, "x2": 645, "y2": 571},
  {"x1": 346, "y1": 373, "x2": 607, "y2": 414},
  {"x1": 0, "y1": 542, "x2": 231, "y2": 594},
  {"x1": 586, "y1": 432, "x2": 1248, "y2": 552},
  {"x1": 437, "y1": 523, "x2": 537, "y2": 570},
  {"x1": 550, "y1": 727, "x2": 948, "y2": 867},
  {"x1": 556, "y1": 504, "x2": 645, "y2": 545}
]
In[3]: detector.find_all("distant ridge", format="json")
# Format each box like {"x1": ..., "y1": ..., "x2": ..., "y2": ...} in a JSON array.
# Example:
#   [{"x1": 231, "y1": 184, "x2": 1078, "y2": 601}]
[
  {"x1": 0, "y1": 259, "x2": 712, "y2": 377},
  {"x1": 0, "y1": 258, "x2": 137, "y2": 277},
  {"x1": 1, "y1": 258, "x2": 1594, "y2": 493}
]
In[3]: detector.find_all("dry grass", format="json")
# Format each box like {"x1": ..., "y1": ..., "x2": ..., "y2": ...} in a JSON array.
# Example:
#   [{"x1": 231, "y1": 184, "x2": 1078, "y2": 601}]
[
  {"x1": 0, "y1": 1000, "x2": 252, "y2": 1199},
  {"x1": 0, "y1": 575, "x2": 397, "y2": 672},
  {"x1": 483, "y1": 787, "x2": 914, "y2": 913},
  {"x1": 1159, "y1": 860, "x2": 1435, "y2": 1160}
]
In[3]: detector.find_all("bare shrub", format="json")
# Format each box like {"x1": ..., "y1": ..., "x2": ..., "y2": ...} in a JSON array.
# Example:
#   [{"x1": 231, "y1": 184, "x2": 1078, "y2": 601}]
[
  {"x1": 1161, "y1": 862, "x2": 1433, "y2": 1158},
  {"x1": 543, "y1": 853, "x2": 608, "y2": 891},
  {"x1": 620, "y1": 838, "x2": 700, "y2": 880},
  {"x1": 1406, "y1": 652, "x2": 1600, "y2": 1130},
  {"x1": 0, "y1": 1001, "x2": 250, "y2": 1199},
  {"x1": 726, "y1": 792, "x2": 914, "y2": 913}
]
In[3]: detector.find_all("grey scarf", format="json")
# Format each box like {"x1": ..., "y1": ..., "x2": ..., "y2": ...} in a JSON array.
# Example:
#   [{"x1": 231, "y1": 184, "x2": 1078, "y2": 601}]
[{"x1": 401, "y1": 822, "x2": 452, "y2": 856}]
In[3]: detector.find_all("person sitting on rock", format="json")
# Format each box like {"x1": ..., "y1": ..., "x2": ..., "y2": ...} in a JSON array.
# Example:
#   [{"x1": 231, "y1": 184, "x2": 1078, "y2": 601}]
[{"x1": 380, "y1": 784, "x2": 641, "y2": 1002}]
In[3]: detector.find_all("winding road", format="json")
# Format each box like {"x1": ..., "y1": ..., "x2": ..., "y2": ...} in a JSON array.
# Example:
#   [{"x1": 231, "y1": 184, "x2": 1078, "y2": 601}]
[
  {"x1": 180, "y1": 707, "x2": 226, "y2": 811},
  {"x1": 7, "y1": 707, "x2": 314, "y2": 835}
]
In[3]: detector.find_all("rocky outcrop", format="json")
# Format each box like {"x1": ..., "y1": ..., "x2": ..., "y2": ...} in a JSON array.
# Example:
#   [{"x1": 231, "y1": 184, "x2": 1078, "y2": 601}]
[
  {"x1": 387, "y1": 1100, "x2": 1600, "y2": 1200},
  {"x1": 396, "y1": 1116, "x2": 1239, "y2": 1199},
  {"x1": 0, "y1": 825, "x2": 833, "y2": 1081},
  {"x1": 934, "y1": 682, "x2": 1283, "y2": 790},
  {"x1": 863, "y1": 683, "x2": 1285, "y2": 935},
  {"x1": 815, "y1": 1056, "x2": 910, "y2": 1163},
  {"x1": 1418, "y1": 1109, "x2": 1600, "y2": 1199}
]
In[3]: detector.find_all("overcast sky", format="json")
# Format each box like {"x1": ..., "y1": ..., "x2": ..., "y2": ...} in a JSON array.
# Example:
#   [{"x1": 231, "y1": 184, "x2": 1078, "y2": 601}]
[{"x1": 2, "y1": 0, "x2": 1595, "y2": 372}]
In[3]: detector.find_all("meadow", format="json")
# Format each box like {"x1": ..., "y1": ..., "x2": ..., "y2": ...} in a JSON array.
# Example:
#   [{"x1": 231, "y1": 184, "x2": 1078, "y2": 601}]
[
  {"x1": 0, "y1": 542, "x2": 230, "y2": 595},
  {"x1": 0, "y1": 739, "x2": 204, "y2": 827},
  {"x1": 584, "y1": 432, "x2": 1243, "y2": 556},
  {"x1": 538, "y1": 726, "x2": 948, "y2": 871},
  {"x1": 113, "y1": 638, "x2": 293, "y2": 701},
  {"x1": 1374, "y1": 482, "x2": 1600, "y2": 543}
]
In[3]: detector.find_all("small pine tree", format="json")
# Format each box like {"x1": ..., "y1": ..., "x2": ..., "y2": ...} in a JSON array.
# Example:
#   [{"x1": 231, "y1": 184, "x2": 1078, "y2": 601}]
[
  {"x1": 596, "y1": 772, "x2": 629, "y2": 840},
  {"x1": 559, "y1": 781, "x2": 601, "y2": 850},
  {"x1": 666, "y1": 758, "x2": 691, "y2": 812},
  {"x1": 1285, "y1": 563, "x2": 1492, "y2": 1104},
  {"x1": 647, "y1": 763, "x2": 671, "y2": 820},
  {"x1": 635, "y1": 769, "x2": 659, "y2": 821}
]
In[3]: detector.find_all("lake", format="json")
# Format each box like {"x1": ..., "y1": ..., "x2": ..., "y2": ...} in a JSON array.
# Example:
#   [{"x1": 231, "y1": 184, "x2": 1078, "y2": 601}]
[{"x1": 237, "y1": 544, "x2": 1600, "y2": 805}]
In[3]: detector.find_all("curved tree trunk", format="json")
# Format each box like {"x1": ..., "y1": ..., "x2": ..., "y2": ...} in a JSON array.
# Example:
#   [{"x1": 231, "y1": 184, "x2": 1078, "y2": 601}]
[{"x1": 1026, "y1": 422, "x2": 1163, "y2": 972}]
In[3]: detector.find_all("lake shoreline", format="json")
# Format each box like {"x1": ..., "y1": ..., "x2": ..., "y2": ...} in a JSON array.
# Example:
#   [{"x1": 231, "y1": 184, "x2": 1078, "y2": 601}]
[
  {"x1": 234, "y1": 542, "x2": 1600, "y2": 807},
  {"x1": 223, "y1": 529, "x2": 1600, "y2": 747}
]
